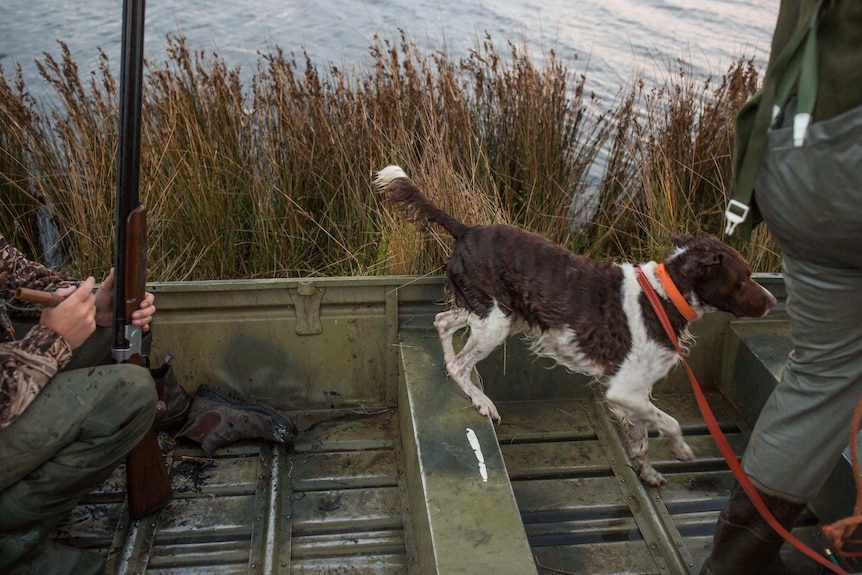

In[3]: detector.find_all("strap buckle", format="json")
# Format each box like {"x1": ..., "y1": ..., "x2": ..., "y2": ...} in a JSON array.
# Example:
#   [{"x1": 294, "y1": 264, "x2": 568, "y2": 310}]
[
  {"x1": 724, "y1": 199, "x2": 750, "y2": 236},
  {"x1": 793, "y1": 113, "x2": 811, "y2": 147}
]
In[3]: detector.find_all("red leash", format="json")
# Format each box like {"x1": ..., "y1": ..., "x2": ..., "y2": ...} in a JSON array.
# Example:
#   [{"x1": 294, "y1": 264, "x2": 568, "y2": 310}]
[
  {"x1": 634, "y1": 267, "x2": 846, "y2": 575},
  {"x1": 821, "y1": 396, "x2": 862, "y2": 556}
]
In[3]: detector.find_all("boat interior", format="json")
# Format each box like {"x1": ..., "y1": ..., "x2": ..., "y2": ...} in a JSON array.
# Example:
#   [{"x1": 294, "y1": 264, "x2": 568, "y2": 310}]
[{"x1": 51, "y1": 275, "x2": 862, "y2": 574}]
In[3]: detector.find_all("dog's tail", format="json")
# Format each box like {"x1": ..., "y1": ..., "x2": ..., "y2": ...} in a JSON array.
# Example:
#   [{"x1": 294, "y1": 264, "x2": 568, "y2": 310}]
[{"x1": 376, "y1": 166, "x2": 468, "y2": 240}]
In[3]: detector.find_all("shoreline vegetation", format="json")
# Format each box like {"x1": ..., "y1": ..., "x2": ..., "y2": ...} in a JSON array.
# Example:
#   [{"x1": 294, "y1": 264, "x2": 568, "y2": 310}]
[{"x1": 0, "y1": 32, "x2": 779, "y2": 281}]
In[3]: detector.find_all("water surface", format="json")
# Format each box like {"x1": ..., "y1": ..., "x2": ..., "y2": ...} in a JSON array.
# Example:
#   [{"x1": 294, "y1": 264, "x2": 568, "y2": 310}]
[{"x1": 1, "y1": 0, "x2": 779, "y2": 101}]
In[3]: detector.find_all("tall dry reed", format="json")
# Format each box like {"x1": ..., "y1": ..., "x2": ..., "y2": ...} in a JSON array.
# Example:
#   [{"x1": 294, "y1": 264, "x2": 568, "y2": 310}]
[
  {"x1": 0, "y1": 32, "x2": 778, "y2": 281},
  {"x1": 0, "y1": 66, "x2": 43, "y2": 258},
  {"x1": 580, "y1": 56, "x2": 778, "y2": 269}
]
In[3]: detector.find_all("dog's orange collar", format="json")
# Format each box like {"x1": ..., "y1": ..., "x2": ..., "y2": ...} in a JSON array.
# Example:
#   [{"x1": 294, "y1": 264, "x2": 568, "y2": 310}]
[{"x1": 653, "y1": 264, "x2": 698, "y2": 322}]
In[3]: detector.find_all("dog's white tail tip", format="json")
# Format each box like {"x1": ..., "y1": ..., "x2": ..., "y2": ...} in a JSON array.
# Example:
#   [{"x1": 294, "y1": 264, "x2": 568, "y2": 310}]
[{"x1": 375, "y1": 165, "x2": 409, "y2": 187}]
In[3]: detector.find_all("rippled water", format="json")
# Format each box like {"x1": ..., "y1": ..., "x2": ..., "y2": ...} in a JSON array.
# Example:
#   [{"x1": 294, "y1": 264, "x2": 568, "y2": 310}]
[{"x1": 1, "y1": 0, "x2": 778, "y2": 101}]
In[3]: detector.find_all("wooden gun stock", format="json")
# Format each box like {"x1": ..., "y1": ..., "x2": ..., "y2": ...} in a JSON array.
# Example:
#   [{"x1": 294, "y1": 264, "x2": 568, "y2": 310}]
[{"x1": 125, "y1": 405, "x2": 172, "y2": 519}]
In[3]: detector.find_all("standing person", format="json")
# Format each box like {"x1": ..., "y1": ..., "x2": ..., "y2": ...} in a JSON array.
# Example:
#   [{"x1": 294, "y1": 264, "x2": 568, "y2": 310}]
[
  {"x1": 0, "y1": 234, "x2": 158, "y2": 575},
  {"x1": 702, "y1": 0, "x2": 862, "y2": 574}
]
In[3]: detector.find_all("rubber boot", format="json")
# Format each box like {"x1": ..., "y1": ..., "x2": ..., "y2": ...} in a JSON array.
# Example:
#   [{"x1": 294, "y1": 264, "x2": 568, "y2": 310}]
[
  {"x1": 700, "y1": 483, "x2": 826, "y2": 575},
  {"x1": 177, "y1": 385, "x2": 298, "y2": 455},
  {"x1": 150, "y1": 358, "x2": 192, "y2": 432}
]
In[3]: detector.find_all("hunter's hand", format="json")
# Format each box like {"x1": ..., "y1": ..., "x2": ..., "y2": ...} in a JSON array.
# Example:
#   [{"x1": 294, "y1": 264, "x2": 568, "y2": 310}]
[
  {"x1": 40, "y1": 277, "x2": 97, "y2": 350},
  {"x1": 94, "y1": 268, "x2": 156, "y2": 331}
]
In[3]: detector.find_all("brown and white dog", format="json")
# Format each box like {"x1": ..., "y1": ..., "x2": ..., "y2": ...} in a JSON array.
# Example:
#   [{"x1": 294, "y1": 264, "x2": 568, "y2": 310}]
[{"x1": 377, "y1": 166, "x2": 776, "y2": 485}]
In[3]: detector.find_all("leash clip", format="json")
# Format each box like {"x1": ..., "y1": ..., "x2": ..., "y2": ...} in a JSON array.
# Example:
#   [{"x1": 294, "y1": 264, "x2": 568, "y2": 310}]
[{"x1": 724, "y1": 199, "x2": 750, "y2": 236}]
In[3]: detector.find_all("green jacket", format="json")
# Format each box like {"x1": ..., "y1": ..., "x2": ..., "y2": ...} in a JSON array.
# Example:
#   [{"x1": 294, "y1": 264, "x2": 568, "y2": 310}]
[{"x1": 731, "y1": 0, "x2": 862, "y2": 235}]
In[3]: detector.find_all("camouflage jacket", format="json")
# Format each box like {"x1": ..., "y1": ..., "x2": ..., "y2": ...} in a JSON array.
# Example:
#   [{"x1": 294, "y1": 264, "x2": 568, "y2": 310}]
[{"x1": 0, "y1": 234, "x2": 76, "y2": 429}]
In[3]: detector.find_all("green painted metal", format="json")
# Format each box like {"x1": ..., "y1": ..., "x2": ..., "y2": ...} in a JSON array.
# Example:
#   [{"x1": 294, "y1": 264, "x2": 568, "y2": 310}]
[
  {"x1": 398, "y1": 327, "x2": 538, "y2": 575},
  {"x1": 147, "y1": 276, "x2": 441, "y2": 412},
  {"x1": 721, "y1": 320, "x2": 792, "y2": 430}
]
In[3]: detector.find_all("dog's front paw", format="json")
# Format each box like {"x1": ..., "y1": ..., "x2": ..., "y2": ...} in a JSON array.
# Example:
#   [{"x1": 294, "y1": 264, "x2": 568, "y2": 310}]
[
  {"x1": 670, "y1": 439, "x2": 694, "y2": 462},
  {"x1": 473, "y1": 396, "x2": 501, "y2": 424},
  {"x1": 639, "y1": 466, "x2": 667, "y2": 487}
]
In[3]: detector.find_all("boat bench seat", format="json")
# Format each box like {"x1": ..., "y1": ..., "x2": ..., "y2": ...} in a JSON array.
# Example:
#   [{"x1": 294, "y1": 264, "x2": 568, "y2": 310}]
[
  {"x1": 721, "y1": 320, "x2": 792, "y2": 429},
  {"x1": 397, "y1": 327, "x2": 538, "y2": 575}
]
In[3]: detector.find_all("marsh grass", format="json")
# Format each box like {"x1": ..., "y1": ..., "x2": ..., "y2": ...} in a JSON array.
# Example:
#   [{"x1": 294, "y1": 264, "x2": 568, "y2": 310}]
[
  {"x1": 582, "y1": 55, "x2": 779, "y2": 269},
  {"x1": 0, "y1": 68, "x2": 43, "y2": 258},
  {"x1": 0, "y1": 32, "x2": 779, "y2": 280}
]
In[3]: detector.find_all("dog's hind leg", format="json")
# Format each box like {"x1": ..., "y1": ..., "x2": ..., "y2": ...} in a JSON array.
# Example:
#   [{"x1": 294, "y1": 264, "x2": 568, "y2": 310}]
[
  {"x1": 446, "y1": 307, "x2": 511, "y2": 423},
  {"x1": 619, "y1": 414, "x2": 665, "y2": 486},
  {"x1": 607, "y1": 401, "x2": 665, "y2": 485},
  {"x1": 435, "y1": 309, "x2": 469, "y2": 367}
]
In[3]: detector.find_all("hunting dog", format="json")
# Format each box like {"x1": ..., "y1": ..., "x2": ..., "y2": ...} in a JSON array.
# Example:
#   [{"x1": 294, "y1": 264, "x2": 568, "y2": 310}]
[{"x1": 377, "y1": 166, "x2": 776, "y2": 485}]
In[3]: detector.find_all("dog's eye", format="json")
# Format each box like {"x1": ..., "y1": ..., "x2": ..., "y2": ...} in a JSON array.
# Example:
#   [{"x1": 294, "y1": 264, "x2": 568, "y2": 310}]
[{"x1": 735, "y1": 276, "x2": 752, "y2": 291}]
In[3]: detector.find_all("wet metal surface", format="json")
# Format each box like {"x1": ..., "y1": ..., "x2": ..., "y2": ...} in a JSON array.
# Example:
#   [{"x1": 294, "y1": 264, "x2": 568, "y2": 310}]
[
  {"x1": 497, "y1": 394, "x2": 746, "y2": 575},
  {"x1": 55, "y1": 410, "x2": 413, "y2": 574}
]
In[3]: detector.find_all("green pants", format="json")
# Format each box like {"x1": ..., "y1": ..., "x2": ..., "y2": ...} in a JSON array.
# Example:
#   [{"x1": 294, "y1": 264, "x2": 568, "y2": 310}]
[
  {"x1": 0, "y1": 325, "x2": 156, "y2": 566},
  {"x1": 742, "y1": 257, "x2": 862, "y2": 501}
]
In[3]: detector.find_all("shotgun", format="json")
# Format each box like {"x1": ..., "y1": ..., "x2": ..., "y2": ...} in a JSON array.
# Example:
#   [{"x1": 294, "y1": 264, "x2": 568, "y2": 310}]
[{"x1": 113, "y1": 0, "x2": 173, "y2": 519}]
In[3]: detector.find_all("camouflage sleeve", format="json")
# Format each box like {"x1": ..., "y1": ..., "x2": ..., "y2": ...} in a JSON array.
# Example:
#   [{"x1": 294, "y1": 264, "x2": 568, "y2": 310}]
[
  {"x1": 0, "y1": 233, "x2": 76, "y2": 428},
  {"x1": 0, "y1": 233, "x2": 76, "y2": 318},
  {"x1": 0, "y1": 325, "x2": 73, "y2": 428}
]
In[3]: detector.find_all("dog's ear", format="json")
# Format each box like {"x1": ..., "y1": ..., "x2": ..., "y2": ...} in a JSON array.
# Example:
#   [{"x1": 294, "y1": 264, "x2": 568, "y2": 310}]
[
  {"x1": 682, "y1": 251, "x2": 721, "y2": 278},
  {"x1": 671, "y1": 234, "x2": 696, "y2": 248}
]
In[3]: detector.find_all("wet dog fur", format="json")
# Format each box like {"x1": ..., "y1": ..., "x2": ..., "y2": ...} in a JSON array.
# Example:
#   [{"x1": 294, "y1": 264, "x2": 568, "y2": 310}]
[{"x1": 377, "y1": 165, "x2": 777, "y2": 485}]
